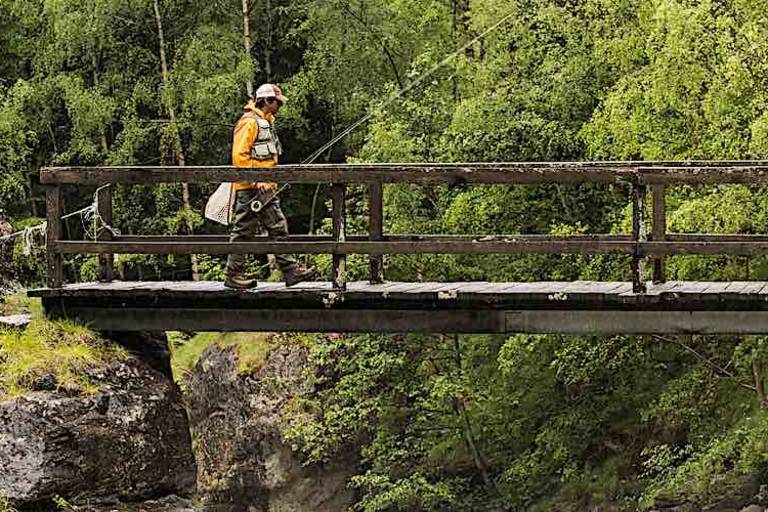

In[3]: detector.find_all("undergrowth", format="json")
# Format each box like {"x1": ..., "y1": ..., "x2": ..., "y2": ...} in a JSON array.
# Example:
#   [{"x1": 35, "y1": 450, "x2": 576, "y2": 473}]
[
  {"x1": 169, "y1": 331, "x2": 273, "y2": 382},
  {"x1": 0, "y1": 317, "x2": 127, "y2": 401},
  {"x1": 0, "y1": 494, "x2": 17, "y2": 512}
]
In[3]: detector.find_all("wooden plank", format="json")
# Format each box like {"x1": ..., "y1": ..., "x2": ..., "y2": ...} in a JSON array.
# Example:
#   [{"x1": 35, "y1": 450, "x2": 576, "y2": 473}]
[
  {"x1": 675, "y1": 282, "x2": 713, "y2": 294},
  {"x1": 48, "y1": 306, "x2": 508, "y2": 333},
  {"x1": 379, "y1": 282, "x2": 435, "y2": 294},
  {"x1": 46, "y1": 185, "x2": 64, "y2": 288},
  {"x1": 96, "y1": 185, "x2": 115, "y2": 282},
  {"x1": 452, "y1": 281, "x2": 498, "y2": 294},
  {"x1": 332, "y1": 184, "x2": 346, "y2": 290},
  {"x1": 40, "y1": 302, "x2": 768, "y2": 334},
  {"x1": 368, "y1": 183, "x2": 384, "y2": 284},
  {"x1": 39, "y1": 163, "x2": 639, "y2": 185},
  {"x1": 651, "y1": 184, "x2": 666, "y2": 283},
  {"x1": 723, "y1": 281, "x2": 751, "y2": 293},
  {"x1": 632, "y1": 183, "x2": 647, "y2": 293},
  {"x1": 117, "y1": 233, "x2": 635, "y2": 243},
  {"x1": 666, "y1": 234, "x2": 768, "y2": 242},
  {"x1": 638, "y1": 166, "x2": 768, "y2": 185},
  {"x1": 506, "y1": 310, "x2": 768, "y2": 334},
  {"x1": 40, "y1": 162, "x2": 768, "y2": 186},
  {"x1": 699, "y1": 282, "x2": 732, "y2": 294},
  {"x1": 55, "y1": 239, "x2": 639, "y2": 255},
  {"x1": 641, "y1": 241, "x2": 768, "y2": 256},
  {"x1": 740, "y1": 282, "x2": 768, "y2": 294}
]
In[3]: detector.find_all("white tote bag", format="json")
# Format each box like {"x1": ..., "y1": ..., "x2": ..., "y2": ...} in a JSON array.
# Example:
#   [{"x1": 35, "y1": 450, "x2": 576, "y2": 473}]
[{"x1": 205, "y1": 183, "x2": 235, "y2": 225}]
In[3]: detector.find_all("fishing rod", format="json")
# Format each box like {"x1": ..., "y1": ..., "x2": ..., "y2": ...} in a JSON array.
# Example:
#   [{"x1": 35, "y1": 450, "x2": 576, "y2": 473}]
[{"x1": 249, "y1": 8, "x2": 517, "y2": 215}]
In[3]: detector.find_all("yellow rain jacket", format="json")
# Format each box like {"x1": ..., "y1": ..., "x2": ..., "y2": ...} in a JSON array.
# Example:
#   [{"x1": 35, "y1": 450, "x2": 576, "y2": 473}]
[{"x1": 231, "y1": 101, "x2": 280, "y2": 192}]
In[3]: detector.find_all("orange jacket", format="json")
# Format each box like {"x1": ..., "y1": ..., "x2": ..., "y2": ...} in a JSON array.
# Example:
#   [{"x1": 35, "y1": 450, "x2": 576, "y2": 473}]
[{"x1": 231, "y1": 101, "x2": 278, "y2": 192}]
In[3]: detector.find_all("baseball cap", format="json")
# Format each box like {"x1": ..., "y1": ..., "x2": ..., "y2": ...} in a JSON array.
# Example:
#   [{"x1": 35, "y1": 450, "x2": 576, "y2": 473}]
[{"x1": 255, "y1": 83, "x2": 288, "y2": 103}]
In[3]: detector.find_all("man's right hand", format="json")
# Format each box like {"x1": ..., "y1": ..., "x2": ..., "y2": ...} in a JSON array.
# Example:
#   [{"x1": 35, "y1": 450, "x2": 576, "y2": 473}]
[{"x1": 255, "y1": 182, "x2": 277, "y2": 192}]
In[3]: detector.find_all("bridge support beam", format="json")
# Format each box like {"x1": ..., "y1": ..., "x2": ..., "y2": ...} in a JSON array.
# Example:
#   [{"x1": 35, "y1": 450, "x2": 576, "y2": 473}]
[{"x1": 40, "y1": 299, "x2": 768, "y2": 335}]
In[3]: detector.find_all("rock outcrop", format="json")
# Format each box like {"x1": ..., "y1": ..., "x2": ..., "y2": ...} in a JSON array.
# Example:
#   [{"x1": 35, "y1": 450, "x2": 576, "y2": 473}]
[
  {"x1": 186, "y1": 342, "x2": 356, "y2": 512},
  {"x1": 0, "y1": 354, "x2": 195, "y2": 509}
]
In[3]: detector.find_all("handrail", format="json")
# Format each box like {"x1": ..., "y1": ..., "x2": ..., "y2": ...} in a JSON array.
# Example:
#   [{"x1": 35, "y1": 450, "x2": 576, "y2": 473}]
[
  {"x1": 41, "y1": 162, "x2": 768, "y2": 293},
  {"x1": 40, "y1": 162, "x2": 768, "y2": 185}
]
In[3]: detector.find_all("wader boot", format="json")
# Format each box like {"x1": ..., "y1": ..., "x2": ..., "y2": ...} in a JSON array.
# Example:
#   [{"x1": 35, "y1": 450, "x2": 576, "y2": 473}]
[
  {"x1": 283, "y1": 265, "x2": 318, "y2": 287},
  {"x1": 226, "y1": 188, "x2": 317, "y2": 288}
]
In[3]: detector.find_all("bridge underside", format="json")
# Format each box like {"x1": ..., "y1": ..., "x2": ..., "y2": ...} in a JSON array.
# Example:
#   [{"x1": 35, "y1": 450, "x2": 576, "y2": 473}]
[{"x1": 26, "y1": 280, "x2": 768, "y2": 335}]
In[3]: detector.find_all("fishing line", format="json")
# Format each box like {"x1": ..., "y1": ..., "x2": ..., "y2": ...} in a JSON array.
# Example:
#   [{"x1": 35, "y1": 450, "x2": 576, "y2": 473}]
[
  {"x1": 263, "y1": 8, "x2": 517, "y2": 220},
  {"x1": 302, "y1": 8, "x2": 517, "y2": 165}
]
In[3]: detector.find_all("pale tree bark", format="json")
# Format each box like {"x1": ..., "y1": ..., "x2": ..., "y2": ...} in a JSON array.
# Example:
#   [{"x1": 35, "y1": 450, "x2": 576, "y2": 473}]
[
  {"x1": 450, "y1": 335, "x2": 497, "y2": 494},
  {"x1": 242, "y1": 0, "x2": 254, "y2": 97},
  {"x1": 90, "y1": 52, "x2": 110, "y2": 154},
  {"x1": 753, "y1": 359, "x2": 767, "y2": 409},
  {"x1": 153, "y1": 0, "x2": 199, "y2": 280},
  {"x1": 264, "y1": 0, "x2": 272, "y2": 81}
]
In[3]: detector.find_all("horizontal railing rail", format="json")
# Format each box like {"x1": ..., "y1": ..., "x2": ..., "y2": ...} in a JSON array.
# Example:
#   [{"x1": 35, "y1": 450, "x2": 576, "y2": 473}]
[
  {"x1": 41, "y1": 162, "x2": 768, "y2": 185},
  {"x1": 40, "y1": 162, "x2": 768, "y2": 293}
]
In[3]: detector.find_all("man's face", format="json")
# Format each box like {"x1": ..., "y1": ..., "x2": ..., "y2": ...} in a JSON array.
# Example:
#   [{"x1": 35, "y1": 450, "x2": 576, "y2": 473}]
[{"x1": 264, "y1": 97, "x2": 282, "y2": 115}]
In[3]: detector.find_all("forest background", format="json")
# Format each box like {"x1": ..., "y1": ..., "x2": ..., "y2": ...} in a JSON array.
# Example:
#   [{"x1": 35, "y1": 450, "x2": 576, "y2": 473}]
[{"x1": 4, "y1": 0, "x2": 768, "y2": 510}]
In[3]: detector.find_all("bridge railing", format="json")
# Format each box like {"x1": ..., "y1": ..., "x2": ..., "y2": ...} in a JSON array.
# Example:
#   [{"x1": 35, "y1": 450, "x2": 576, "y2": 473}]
[{"x1": 40, "y1": 161, "x2": 768, "y2": 293}]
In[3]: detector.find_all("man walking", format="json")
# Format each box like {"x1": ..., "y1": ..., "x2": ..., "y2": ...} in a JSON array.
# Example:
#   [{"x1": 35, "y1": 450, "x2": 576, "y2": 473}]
[{"x1": 225, "y1": 83, "x2": 316, "y2": 289}]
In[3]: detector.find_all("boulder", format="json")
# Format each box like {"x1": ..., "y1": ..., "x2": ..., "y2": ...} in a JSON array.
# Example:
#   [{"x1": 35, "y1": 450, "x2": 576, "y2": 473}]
[
  {"x1": 0, "y1": 357, "x2": 196, "y2": 509},
  {"x1": 186, "y1": 342, "x2": 356, "y2": 512}
]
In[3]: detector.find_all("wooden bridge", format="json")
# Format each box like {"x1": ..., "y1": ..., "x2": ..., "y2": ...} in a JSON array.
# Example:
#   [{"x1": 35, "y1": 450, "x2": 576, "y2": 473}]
[{"x1": 27, "y1": 161, "x2": 768, "y2": 334}]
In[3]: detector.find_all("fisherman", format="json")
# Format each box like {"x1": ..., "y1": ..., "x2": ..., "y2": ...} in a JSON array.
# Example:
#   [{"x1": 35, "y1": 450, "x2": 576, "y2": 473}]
[{"x1": 225, "y1": 83, "x2": 316, "y2": 289}]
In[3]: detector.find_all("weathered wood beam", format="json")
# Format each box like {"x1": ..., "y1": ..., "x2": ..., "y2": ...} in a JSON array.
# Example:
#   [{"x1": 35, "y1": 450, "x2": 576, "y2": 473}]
[
  {"x1": 113, "y1": 234, "x2": 634, "y2": 243},
  {"x1": 41, "y1": 163, "x2": 768, "y2": 185},
  {"x1": 54, "y1": 239, "x2": 638, "y2": 255},
  {"x1": 368, "y1": 183, "x2": 384, "y2": 284},
  {"x1": 637, "y1": 166, "x2": 768, "y2": 184},
  {"x1": 332, "y1": 184, "x2": 346, "y2": 290},
  {"x1": 40, "y1": 302, "x2": 768, "y2": 334},
  {"x1": 652, "y1": 184, "x2": 666, "y2": 283},
  {"x1": 45, "y1": 185, "x2": 64, "y2": 288},
  {"x1": 640, "y1": 242, "x2": 768, "y2": 256},
  {"x1": 96, "y1": 185, "x2": 114, "y2": 282},
  {"x1": 40, "y1": 164, "x2": 637, "y2": 185},
  {"x1": 632, "y1": 184, "x2": 647, "y2": 293}
]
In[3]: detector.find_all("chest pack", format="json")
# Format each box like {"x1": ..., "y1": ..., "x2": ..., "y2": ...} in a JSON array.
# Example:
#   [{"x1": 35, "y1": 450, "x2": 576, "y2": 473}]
[{"x1": 249, "y1": 115, "x2": 282, "y2": 160}]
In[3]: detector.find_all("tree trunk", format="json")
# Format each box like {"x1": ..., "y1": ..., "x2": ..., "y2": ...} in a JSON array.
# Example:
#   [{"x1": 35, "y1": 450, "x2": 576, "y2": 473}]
[
  {"x1": 265, "y1": 0, "x2": 272, "y2": 81},
  {"x1": 753, "y1": 358, "x2": 767, "y2": 409},
  {"x1": 242, "y1": 0, "x2": 253, "y2": 97},
  {"x1": 450, "y1": 335, "x2": 496, "y2": 493},
  {"x1": 153, "y1": 0, "x2": 198, "y2": 280},
  {"x1": 91, "y1": 52, "x2": 109, "y2": 154}
]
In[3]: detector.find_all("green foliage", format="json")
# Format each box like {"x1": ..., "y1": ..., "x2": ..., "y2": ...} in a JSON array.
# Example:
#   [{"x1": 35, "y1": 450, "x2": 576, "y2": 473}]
[
  {"x1": 6, "y1": 0, "x2": 768, "y2": 509},
  {"x1": 0, "y1": 493, "x2": 16, "y2": 512},
  {"x1": 643, "y1": 411, "x2": 768, "y2": 508},
  {"x1": 169, "y1": 331, "x2": 273, "y2": 383},
  {"x1": 0, "y1": 317, "x2": 127, "y2": 401}
]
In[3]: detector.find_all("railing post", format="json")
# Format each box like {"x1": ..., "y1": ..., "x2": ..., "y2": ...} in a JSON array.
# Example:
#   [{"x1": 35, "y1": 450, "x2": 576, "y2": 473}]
[
  {"x1": 652, "y1": 184, "x2": 666, "y2": 284},
  {"x1": 632, "y1": 183, "x2": 647, "y2": 293},
  {"x1": 97, "y1": 184, "x2": 115, "y2": 282},
  {"x1": 46, "y1": 184, "x2": 64, "y2": 288},
  {"x1": 368, "y1": 183, "x2": 384, "y2": 284},
  {"x1": 332, "y1": 183, "x2": 346, "y2": 290}
]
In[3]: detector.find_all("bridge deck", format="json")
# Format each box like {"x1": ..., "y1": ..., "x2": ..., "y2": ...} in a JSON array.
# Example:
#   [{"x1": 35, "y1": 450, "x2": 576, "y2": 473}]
[{"x1": 28, "y1": 280, "x2": 768, "y2": 334}]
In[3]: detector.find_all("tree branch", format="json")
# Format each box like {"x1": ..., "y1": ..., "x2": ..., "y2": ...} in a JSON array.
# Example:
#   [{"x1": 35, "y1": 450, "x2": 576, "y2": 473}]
[{"x1": 652, "y1": 334, "x2": 756, "y2": 392}]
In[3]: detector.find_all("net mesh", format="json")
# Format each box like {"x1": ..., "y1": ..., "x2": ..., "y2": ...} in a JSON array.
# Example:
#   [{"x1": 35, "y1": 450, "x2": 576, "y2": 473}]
[{"x1": 205, "y1": 182, "x2": 234, "y2": 225}]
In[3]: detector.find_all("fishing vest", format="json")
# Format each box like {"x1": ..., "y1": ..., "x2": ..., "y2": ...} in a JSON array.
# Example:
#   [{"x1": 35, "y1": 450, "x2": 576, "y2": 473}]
[{"x1": 247, "y1": 113, "x2": 282, "y2": 161}]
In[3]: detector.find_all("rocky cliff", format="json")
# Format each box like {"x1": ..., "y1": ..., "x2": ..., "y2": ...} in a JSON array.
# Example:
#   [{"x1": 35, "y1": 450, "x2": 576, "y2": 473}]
[
  {"x1": 0, "y1": 331, "x2": 196, "y2": 511},
  {"x1": 185, "y1": 341, "x2": 356, "y2": 512}
]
